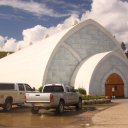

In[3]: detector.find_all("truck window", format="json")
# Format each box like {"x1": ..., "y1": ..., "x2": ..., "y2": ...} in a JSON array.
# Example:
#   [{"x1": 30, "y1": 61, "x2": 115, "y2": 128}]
[
  {"x1": 0, "y1": 83, "x2": 14, "y2": 90},
  {"x1": 18, "y1": 84, "x2": 25, "y2": 91},
  {"x1": 25, "y1": 84, "x2": 32, "y2": 91},
  {"x1": 66, "y1": 87, "x2": 70, "y2": 92},
  {"x1": 70, "y1": 87, "x2": 76, "y2": 92},
  {"x1": 65, "y1": 86, "x2": 76, "y2": 92},
  {"x1": 43, "y1": 86, "x2": 64, "y2": 93}
]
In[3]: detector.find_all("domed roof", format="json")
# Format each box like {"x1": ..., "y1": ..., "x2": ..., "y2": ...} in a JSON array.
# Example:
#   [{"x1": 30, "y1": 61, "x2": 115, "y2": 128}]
[{"x1": 0, "y1": 19, "x2": 126, "y2": 88}]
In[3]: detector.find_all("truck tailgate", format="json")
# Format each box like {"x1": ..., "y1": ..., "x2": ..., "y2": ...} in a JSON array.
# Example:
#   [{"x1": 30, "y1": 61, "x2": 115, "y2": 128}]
[{"x1": 26, "y1": 92, "x2": 51, "y2": 103}]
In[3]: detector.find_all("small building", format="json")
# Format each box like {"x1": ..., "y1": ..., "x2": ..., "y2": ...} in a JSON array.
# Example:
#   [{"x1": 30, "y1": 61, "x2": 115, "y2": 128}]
[{"x1": 0, "y1": 19, "x2": 128, "y2": 98}]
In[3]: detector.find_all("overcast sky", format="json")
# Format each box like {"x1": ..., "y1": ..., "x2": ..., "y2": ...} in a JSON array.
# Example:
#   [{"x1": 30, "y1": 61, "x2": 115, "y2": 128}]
[{"x1": 0, "y1": 0, "x2": 128, "y2": 51}]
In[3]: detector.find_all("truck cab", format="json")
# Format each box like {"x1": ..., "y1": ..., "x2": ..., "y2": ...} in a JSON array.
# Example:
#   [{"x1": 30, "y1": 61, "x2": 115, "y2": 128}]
[{"x1": 0, "y1": 83, "x2": 33, "y2": 111}]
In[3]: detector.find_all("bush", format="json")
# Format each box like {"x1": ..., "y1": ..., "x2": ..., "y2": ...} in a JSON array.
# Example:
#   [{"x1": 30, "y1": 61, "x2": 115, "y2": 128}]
[
  {"x1": 77, "y1": 88, "x2": 86, "y2": 95},
  {"x1": 38, "y1": 86, "x2": 43, "y2": 92},
  {"x1": 81, "y1": 95, "x2": 106, "y2": 100}
]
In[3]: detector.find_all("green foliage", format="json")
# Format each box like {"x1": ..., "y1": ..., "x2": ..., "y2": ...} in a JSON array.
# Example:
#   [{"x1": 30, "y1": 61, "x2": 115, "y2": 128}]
[
  {"x1": 120, "y1": 42, "x2": 128, "y2": 59},
  {"x1": 0, "y1": 52, "x2": 13, "y2": 59},
  {"x1": 81, "y1": 95, "x2": 106, "y2": 100},
  {"x1": 77, "y1": 88, "x2": 86, "y2": 95},
  {"x1": 38, "y1": 86, "x2": 43, "y2": 92},
  {"x1": 121, "y1": 42, "x2": 126, "y2": 51},
  {"x1": 125, "y1": 52, "x2": 128, "y2": 58}
]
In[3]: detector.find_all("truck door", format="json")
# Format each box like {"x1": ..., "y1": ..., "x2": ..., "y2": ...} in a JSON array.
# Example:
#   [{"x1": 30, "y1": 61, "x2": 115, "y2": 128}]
[
  {"x1": 70, "y1": 87, "x2": 79, "y2": 104},
  {"x1": 65, "y1": 87, "x2": 72, "y2": 105},
  {"x1": 65, "y1": 86, "x2": 77, "y2": 105},
  {"x1": 18, "y1": 84, "x2": 26, "y2": 103}
]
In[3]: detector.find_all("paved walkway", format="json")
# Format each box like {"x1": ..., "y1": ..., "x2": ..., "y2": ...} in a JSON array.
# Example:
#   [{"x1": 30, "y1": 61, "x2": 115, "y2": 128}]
[{"x1": 90, "y1": 99, "x2": 128, "y2": 128}]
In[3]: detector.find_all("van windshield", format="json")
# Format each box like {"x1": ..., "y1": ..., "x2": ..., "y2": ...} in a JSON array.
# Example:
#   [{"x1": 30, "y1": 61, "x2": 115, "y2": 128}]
[
  {"x1": 43, "y1": 86, "x2": 64, "y2": 93},
  {"x1": 0, "y1": 83, "x2": 15, "y2": 90}
]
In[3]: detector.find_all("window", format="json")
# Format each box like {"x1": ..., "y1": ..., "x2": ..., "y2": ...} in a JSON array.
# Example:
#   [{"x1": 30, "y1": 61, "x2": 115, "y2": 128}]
[
  {"x1": 66, "y1": 87, "x2": 70, "y2": 92},
  {"x1": 70, "y1": 87, "x2": 75, "y2": 92},
  {"x1": 18, "y1": 84, "x2": 25, "y2": 91},
  {"x1": 54, "y1": 86, "x2": 64, "y2": 92},
  {"x1": 25, "y1": 84, "x2": 32, "y2": 91},
  {"x1": 66, "y1": 86, "x2": 75, "y2": 92},
  {"x1": 43, "y1": 86, "x2": 64, "y2": 93},
  {"x1": 0, "y1": 83, "x2": 14, "y2": 90}
]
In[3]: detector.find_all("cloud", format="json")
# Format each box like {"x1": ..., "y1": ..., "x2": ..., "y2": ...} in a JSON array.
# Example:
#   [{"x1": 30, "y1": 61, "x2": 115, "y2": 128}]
[
  {"x1": 2, "y1": 38, "x2": 17, "y2": 52},
  {"x1": 0, "y1": 0, "x2": 69, "y2": 17},
  {"x1": 45, "y1": 0, "x2": 89, "y2": 16},
  {"x1": 81, "y1": 0, "x2": 128, "y2": 43},
  {"x1": 0, "y1": 13, "x2": 23, "y2": 20},
  {"x1": 0, "y1": 36, "x2": 7, "y2": 48},
  {"x1": 1, "y1": 0, "x2": 128, "y2": 52},
  {"x1": 23, "y1": 25, "x2": 47, "y2": 43},
  {"x1": 17, "y1": 0, "x2": 128, "y2": 51},
  {"x1": 16, "y1": 25, "x2": 47, "y2": 50},
  {"x1": 16, "y1": 14, "x2": 80, "y2": 50},
  {"x1": 44, "y1": 14, "x2": 80, "y2": 36}
]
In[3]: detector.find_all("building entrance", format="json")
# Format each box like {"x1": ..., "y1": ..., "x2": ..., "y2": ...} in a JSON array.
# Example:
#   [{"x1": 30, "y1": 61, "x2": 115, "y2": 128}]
[{"x1": 105, "y1": 73, "x2": 124, "y2": 98}]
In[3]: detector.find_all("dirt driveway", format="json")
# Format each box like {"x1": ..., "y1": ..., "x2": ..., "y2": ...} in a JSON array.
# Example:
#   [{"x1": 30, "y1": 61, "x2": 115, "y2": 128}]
[{"x1": 0, "y1": 103, "x2": 114, "y2": 128}]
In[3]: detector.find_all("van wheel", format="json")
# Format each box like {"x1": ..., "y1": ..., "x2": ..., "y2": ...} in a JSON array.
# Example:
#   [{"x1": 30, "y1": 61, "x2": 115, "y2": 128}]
[
  {"x1": 3, "y1": 100, "x2": 12, "y2": 112},
  {"x1": 31, "y1": 106, "x2": 39, "y2": 114},
  {"x1": 56, "y1": 101, "x2": 64, "y2": 114},
  {"x1": 76, "y1": 98, "x2": 82, "y2": 110}
]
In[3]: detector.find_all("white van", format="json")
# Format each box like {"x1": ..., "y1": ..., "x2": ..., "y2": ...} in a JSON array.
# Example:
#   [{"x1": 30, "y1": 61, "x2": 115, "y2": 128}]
[{"x1": 0, "y1": 83, "x2": 33, "y2": 111}]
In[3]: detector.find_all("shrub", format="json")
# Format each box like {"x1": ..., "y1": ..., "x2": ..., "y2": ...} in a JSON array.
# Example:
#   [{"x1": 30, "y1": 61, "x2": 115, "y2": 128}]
[
  {"x1": 81, "y1": 95, "x2": 107, "y2": 100},
  {"x1": 38, "y1": 86, "x2": 43, "y2": 92},
  {"x1": 77, "y1": 88, "x2": 86, "y2": 95}
]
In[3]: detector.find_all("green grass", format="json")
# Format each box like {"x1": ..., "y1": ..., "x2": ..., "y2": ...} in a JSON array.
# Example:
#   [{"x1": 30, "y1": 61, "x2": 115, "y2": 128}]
[{"x1": 0, "y1": 51, "x2": 13, "y2": 59}]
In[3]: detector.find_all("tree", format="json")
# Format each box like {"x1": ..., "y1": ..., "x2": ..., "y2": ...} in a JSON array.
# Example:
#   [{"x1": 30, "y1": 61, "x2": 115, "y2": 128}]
[
  {"x1": 120, "y1": 42, "x2": 128, "y2": 59},
  {"x1": 77, "y1": 88, "x2": 86, "y2": 95},
  {"x1": 125, "y1": 51, "x2": 128, "y2": 58},
  {"x1": 38, "y1": 86, "x2": 43, "y2": 92},
  {"x1": 121, "y1": 42, "x2": 126, "y2": 51}
]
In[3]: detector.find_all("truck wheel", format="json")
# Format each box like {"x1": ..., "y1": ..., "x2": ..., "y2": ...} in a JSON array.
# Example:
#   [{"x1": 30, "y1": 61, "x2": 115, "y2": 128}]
[
  {"x1": 3, "y1": 100, "x2": 12, "y2": 112},
  {"x1": 56, "y1": 101, "x2": 64, "y2": 114},
  {"x1": 76, "y1": 98, "x2": 82, "y2": 110},
  {"x1": 31, "y1": 106, "x2": 39, "y2": 114}
]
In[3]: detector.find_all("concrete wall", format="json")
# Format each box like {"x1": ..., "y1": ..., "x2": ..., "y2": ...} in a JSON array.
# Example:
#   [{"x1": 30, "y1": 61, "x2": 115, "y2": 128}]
[
  {"x1": 45, "y1": 23, "x2": 124, "y2": 85},
  {"x1": 65, "y1": 24, "x2": 116, "y2": 59},
  {"x1": 45, "y1": 45, "x2": 79, "y2": 84}
]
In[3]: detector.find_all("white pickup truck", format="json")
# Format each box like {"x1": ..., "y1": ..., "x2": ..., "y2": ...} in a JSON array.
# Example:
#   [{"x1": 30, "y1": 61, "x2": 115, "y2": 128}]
[
  {"x1": 26, "y1": 83, "x2": 82, "y2": 114},
  {"x1": 0, "y1": 83, "x2": 33, "y2": 111}
]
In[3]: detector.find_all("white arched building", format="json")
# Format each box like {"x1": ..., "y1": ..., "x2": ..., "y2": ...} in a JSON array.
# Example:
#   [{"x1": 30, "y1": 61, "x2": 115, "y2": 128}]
[{"x1": 0, "y1": 19, "x2": 128, "y2": 98}]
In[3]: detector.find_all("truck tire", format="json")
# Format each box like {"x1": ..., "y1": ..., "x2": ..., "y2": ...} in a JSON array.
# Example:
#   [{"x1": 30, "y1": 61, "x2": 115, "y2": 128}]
[
  {"x1": 31, "y1": 106, "x2": 39, "y2": 114},
  {"x1": 76, "y1": 98, "x2": 82, "y2": 110},
  {"x1": 56, "y1": 101, "x2": 64, "y2": 114},
  {"x1": 3, "y1": 99, "x2": 12, "y2": 112}
]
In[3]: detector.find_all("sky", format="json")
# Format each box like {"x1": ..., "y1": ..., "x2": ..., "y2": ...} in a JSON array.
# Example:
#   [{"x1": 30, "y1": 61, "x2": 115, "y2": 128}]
[{"x1": 0, "y1": 0, "x2": 128, "y2": 52}]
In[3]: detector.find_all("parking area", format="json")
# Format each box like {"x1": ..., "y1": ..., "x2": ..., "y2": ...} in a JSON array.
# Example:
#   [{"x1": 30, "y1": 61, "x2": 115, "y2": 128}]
[
  {"x1": 0, "y1": 103, "x2": 114, "y2": 128},
  {"x1": 0, "y1": 106, "x2": 88, "y2": 128}
]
